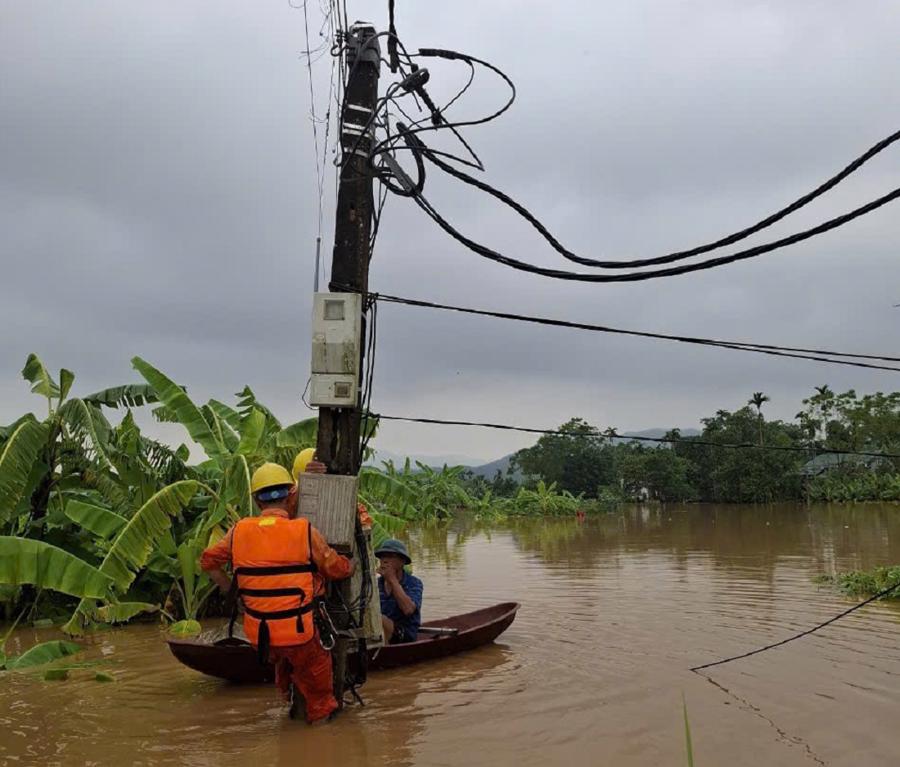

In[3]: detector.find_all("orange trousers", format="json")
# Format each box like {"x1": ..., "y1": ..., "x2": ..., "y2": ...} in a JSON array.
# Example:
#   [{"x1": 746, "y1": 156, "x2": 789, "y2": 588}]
[{"x1": 271, "y1": 641, "x2": 339, "y2": 723}]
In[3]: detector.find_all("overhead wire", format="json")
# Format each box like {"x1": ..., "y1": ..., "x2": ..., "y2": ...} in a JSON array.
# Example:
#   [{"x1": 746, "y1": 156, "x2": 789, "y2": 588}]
[
  {"x1": 345, "y1": 289, "x2": 900, "y2": 373},
  {"x1": 370, "y1": 413, "x2": 900, "y2": 461},
  {"x1": 418, "y1": 127, "x2": 900, "y2": 271},
  {"x1": 408, "y1": 180, "x2": 900, "y2": 282},
  {"x1": 355, "y1": 30, "x2": 900, "y2": 282}
]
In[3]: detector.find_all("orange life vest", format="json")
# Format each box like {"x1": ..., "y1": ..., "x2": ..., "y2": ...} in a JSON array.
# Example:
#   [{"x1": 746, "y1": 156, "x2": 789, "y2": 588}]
[{"x1": 231, "y1": 515, "x2": 318, "y2": 657}]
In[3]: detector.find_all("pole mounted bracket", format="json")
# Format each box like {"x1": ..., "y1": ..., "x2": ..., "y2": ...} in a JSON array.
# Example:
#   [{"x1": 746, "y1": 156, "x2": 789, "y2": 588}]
[{"x1": 347, "y1": 23, "x2": 382, "y2": 70}]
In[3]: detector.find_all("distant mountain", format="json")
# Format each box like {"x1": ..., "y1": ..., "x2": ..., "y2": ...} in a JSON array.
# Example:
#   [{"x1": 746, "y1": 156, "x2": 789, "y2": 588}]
[
  {"x1": 464, "y1": 453, "x2": 520, "y2": 480},
  {"x1": 365, "y1": 448, "x2": 486, "y2": 469}
]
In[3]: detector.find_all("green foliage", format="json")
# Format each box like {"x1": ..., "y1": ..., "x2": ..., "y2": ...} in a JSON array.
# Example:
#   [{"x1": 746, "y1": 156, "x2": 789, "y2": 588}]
[
  {"x1": 132, "y1": 357, "x2": 225, "y2": 462},
  {"x1": 0, "y1": 537, "x2": 114, "y2": 599},
  {"x1": 513, "y1": 418, "x2": 614, "y2": 496},
  {"x1": 619, "y1": 445, "x2": 695, "y2": 502},
  {"x1": 63, "y1": 480, "x2": 199, "y2": 634},
  {"x1": 64, "y1": 500, "x2": 127, "y2": 539},
  {"x1": 673, "y1": 407, "x2": 805, "y2": 503},
  {"x1": 818, "y1": 566, "x2": 900, "y2": 599},
  {"x1": 21, "y1": 354, "x2": 62, "y2": 402},
  {"x1": 83, "y1": 383, "x2": 159, "y2": 409},
  {"x1": 5, "y1": 640, "x2": 83, "y2": 670},
  {"x1": 92, "y1": 602, "x2": 160, "y2": 624},
  {"x1": 169, "y1": 619, "x2": 202, "y2": 637},
  {"x1": 0, "y1": 418, "x2": 47, "y2": 527}
]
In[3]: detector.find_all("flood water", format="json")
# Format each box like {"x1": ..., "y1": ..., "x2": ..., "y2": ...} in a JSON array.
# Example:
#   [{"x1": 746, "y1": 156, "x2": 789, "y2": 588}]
[{"x1": 2, "y1": 504, "x2": 900, "y2": 766}]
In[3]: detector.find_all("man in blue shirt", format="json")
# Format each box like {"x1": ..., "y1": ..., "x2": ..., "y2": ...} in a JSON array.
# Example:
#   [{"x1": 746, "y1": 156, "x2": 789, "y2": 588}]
[{"x1": 375, "y1": 539, "x2": 423, "y2": 644}]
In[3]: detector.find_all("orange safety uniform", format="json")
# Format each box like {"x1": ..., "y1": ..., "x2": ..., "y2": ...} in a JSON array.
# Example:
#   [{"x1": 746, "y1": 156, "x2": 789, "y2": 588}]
[{"x1": 200, "y1": 509, "x2": 352, "y2": 723}]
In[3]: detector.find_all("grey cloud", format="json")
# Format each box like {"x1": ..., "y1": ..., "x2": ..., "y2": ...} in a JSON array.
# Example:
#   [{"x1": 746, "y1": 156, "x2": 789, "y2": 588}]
[{"x1": 2, "y1": 0, "x2": 899, "y2": 462}]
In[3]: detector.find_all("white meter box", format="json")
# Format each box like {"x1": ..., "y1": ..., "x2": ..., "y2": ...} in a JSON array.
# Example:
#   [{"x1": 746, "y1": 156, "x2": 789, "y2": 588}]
[{"x1": 310, "y1": 293, "x2": 361, "y2": 407}]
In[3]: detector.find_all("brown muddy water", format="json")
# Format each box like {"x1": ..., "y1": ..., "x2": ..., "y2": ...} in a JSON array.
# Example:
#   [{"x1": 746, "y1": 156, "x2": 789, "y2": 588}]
[{"x1": 2, "y1": 504, "x2": 900, "y2": 767}]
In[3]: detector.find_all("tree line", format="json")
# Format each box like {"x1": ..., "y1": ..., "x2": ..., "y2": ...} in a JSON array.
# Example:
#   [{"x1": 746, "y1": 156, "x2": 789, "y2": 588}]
[{"x1": 467, "y1": 387, "x2": 900, "y2": 504}]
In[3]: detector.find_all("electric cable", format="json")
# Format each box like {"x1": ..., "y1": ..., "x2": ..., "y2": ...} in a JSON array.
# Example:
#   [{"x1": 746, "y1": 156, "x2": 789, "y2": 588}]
[
  {"x1": 419, "y1": 128, "x2": 900, "y2": 270},
  {"x1": 409, "y1": 181, "x2": 900, "y2": 282},
  {"x1": 690, "y1": 579, "x2": 900, "y2": 673},
  {"x1": 370, "y1": 413, "x2": 900, "y2": 461},
  {"x1": 343, "y1": 289, "x2": 900, "y2": 373}
]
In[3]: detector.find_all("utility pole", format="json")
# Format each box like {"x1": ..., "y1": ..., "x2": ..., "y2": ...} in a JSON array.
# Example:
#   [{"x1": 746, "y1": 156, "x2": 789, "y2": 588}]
[
  {"x1": 316, "y1": 23, "x2": 380, "y2": 474},
  {"x1": 315, "y1": 21, "x2": 380, "y2": 705}
]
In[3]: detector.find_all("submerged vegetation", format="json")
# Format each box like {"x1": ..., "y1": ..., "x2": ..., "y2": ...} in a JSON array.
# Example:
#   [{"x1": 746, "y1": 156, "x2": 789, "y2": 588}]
[
  {"x1": 2, "y1": 355, "x2": 899, "y2": 637},
  {"x1": 0, "y1": 355, "x2": 584, "y2": 633},
  {"x1": 817, "y1": 566, "x2": 900, "y2": 600}
]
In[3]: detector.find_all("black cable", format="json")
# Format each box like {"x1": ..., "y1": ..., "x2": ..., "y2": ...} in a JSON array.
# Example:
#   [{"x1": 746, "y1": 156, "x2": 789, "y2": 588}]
[
  {"x1": 690, "y1": 579, "x2": 900, "y2": 673},
  {"x1": 410, "y1": 182, "x2": 900, "y2": 282},
  {"x1": 353, "y1": 290, "x2": 900, "y2": 373},
  {"x1": 420, "y1": 128, "x2": 900, "y2": 270},
  {"x1": 369, "y1": 48, "x2": 516, "y2": 167},
  {"x1": 371, "y1": 413, "x2": 900, "y2": 460}
]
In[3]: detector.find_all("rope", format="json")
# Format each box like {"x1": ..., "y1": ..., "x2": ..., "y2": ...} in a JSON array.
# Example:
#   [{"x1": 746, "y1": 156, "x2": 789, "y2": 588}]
[{"x1": 690, "y1": 580, "x2": 900, "y2": 672}]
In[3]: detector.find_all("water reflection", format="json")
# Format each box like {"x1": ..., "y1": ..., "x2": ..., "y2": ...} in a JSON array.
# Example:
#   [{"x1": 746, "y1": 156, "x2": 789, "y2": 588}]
[
  {"x1": 411, "y1": 504, "x2": 900, "y2": 582},
  {"x1": 3, "y1": 505, "x2": 900, "y2": 767}
]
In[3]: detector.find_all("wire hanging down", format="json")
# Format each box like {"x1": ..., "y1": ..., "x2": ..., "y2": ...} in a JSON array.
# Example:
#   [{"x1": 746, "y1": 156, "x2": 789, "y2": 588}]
[
  {"x1": 690, "y1": 579, "x2": 900, "y2": 673},
  {"x1": 353, "y1": 8, "x2": 900, "y2": 281},
  {"x1": 357, "y1": 290, "x2": 900, "y2": 373},
  {"x1": 371, "y1": 413, "x2": 900, "y2": 461}
]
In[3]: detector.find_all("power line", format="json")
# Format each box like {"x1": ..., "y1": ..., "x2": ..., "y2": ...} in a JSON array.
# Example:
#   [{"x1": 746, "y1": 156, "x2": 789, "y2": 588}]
[
  {"x1": 417, "y1": 128, "x2": 900, "y2": 270},
  {"x1": 409, "y1": 171, "x2": 900, "y2": 282},
  {"x1": 330, "y1": 287, "x2": 900, "y2": 373},
  {"x1": 300, "y1": 0, "x2": 327, "y2": 288},
  {"x1": 371, "y1": 413, "x2": 900, "y2": 461}
]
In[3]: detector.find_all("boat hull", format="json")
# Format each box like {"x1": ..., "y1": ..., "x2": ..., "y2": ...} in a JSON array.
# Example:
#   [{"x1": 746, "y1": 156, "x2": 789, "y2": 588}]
[{"x1": 167, "y1": 602, "x2": 519, "y2": 683}]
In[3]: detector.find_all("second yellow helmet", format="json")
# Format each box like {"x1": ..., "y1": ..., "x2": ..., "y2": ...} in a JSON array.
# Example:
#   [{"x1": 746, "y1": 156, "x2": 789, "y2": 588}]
[{"x1": 292, "y1": 448, "x2": 317, "y2": 482}]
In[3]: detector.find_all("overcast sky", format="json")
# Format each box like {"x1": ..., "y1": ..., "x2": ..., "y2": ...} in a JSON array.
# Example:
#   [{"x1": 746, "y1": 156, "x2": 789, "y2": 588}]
[{"x1": 2, "y1": 1, "x2": 899, "y2": 463}]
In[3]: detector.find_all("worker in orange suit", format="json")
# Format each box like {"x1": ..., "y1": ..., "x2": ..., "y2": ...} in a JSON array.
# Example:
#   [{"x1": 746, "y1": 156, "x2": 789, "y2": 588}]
[{"x1": 200, "y1": 461, "x2": 354, "y2": 724}]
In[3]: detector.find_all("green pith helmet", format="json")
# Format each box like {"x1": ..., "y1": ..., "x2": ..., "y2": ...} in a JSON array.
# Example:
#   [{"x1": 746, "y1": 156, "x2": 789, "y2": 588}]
[{"x1": 374, "y1": 538, "x2": 411, "y2": 565}]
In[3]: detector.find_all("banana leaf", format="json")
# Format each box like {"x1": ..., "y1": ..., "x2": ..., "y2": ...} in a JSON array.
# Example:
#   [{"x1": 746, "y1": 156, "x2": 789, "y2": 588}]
[
  {"x1": 206, "y1": 399, "x2": 242, "y2": 433},
  {"x1": 59, "y1": 398, "x2": 113, "y2": 469},
  {"x1": 201, "y1": 405, "x2": 238, "y2": 452},
  {"x1": 0, "y1": 418, "x2": 47, "y2": 527},
  {"x1": 223, "y1": 454, "x2": 252, "y2": 521},
  {"x1": 62, "y1": 480, "x2": 198, "y2": 634},
  {"x1": 132, "y1": 358, "x2": 224, "y2": 462},
  {"x1": 21, "y1": 354, "x2": 59, "y2": 400},
  {"x1": 58, "y1": 369, "x2": 75, "y2": 404},
  {"x1": 0, "y1": 537, "x2": 113, "y2": 599},
  {"x1": 83, "y1": 384, "x2": 159, "y2": 409},
  {"x1": 92, "y1": 602, "x2": 159, "y2": 624},
  {"x1": 5, "y1": 640, "x2": 83, "y2": 671},
  {"x1": 64, "y1": 500, "x2": 127, "y2": 539},
  {"x1": 369, "y1": 510, "x2": 408, "y2": 548},
  {"x1": 169, "y1": 619, "x2": 201, "y2": 637},
  {"x1": 237, "y1": 409, "x2": 266, "y2": 455},
  {"x1": 275, "y1": 417, "x2": 318, "y2": 448}
]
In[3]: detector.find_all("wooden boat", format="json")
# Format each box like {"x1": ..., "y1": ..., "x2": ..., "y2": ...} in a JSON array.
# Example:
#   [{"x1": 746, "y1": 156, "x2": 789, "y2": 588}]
[{"x1": 167, "y1": 602, "x2": 519, "y2": 683}]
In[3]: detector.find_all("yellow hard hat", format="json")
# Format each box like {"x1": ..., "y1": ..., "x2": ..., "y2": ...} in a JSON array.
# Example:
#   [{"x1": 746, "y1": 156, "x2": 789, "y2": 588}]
[
  {"x1": 250, "y1": 462, "x2": 294, "y2": 495},
  {"x1": 292, "y1": 448, "x2": 316, "y2": 482}
]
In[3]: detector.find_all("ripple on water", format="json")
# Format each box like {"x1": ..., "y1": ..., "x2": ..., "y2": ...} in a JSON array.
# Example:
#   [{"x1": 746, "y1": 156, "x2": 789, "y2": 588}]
[{"x1": 3, "y1": 506, "x2": 900, "y2": 766}]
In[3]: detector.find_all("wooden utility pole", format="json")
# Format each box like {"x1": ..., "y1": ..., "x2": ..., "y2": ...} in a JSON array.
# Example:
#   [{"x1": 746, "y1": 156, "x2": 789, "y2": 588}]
[
  {"x1": 315, "y1": 21, "x2": 380, "y2": 705},
  {"x1": 315, "y1": 23, "x2": 380, "y2": 474}
]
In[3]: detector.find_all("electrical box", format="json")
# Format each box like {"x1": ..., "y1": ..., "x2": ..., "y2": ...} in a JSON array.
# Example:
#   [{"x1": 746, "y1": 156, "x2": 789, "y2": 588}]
[
  {"x1": 297, "y1": 473, "x2": 359, "y2": 550},
  {"x1": 310, "y1": 292, "x2": 361, "y2": 407},
  {"x1": 295, "y1": 473, "x2": 383, "y2": 647}
]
